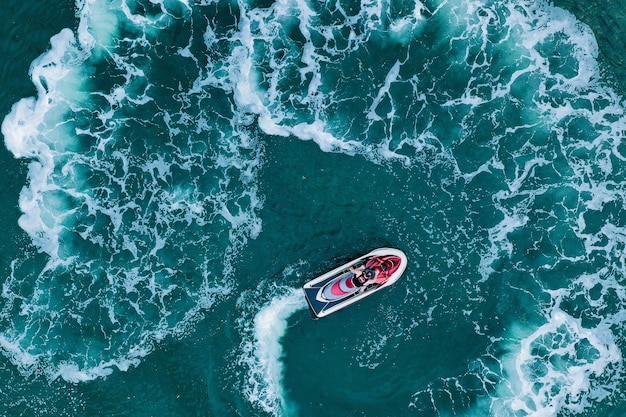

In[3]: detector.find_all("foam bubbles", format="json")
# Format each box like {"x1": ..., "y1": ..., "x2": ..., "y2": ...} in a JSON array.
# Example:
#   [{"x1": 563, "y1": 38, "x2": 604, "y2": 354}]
[
  {"x1": 237, "y1": 286, "x2": 306, "y2": 416},
  {"x1": 4, "y1": 1, "x2": 626, "y2": 416},
  {"x1": 2, "y1": 28, "x2": 87, "y2": 260},
  {"x1": 491, "y1": 309, "x2": 622, "y2": 416},
  {"x1": 0, "y1": 0, "x2": 264, "y2": 382}
]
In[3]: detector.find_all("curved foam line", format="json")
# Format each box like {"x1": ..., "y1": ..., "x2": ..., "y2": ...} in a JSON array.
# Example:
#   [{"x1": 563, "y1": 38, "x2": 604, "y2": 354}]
[{"x1": 245, "y1": 288, "x2": 307, "y2": 416}]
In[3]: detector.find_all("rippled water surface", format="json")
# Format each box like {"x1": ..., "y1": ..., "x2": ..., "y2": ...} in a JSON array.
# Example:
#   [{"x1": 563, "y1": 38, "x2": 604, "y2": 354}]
[{"x1": 2, "y1": 0, "x2": 626, "y2": 416}]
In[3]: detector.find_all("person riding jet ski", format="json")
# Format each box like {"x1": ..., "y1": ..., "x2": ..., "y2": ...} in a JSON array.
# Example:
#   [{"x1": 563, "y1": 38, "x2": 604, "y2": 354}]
[{"x1": 321, "y1": 255, "x2": 401, "y2": 301}]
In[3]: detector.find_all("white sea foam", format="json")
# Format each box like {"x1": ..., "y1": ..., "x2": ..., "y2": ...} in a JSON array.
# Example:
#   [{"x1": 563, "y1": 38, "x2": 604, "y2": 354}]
[
  {"x1": 1, "y1": 28, "x2": 88, "y2": 262},
  {"x1": 229, "y1": 0, "x2": 419, "y2": 164},
  {"x1": 388, "y1": 1, "x2": 427, "y2": 45},
  {"x1": 0, "y1": 0, "x2": 265, "y2": 383},
  {"x1": 487, "y1": 309, "x2": 622, "y2": 416},
  {"x1": 76, "y1": 0, "x2": 121, "y2": 52},
  {"x1": 3, "y1": 4, "x2": 626, "y2": 417},
  {"x1": 367, "y1": 60, "x2": 402, "y2": 122},
  {"x1": 479, "y1": 213, "x2": 528, "y2": 280},
  {"x1": 238, "y1": 286, "x2": 307, "y2": 416}
]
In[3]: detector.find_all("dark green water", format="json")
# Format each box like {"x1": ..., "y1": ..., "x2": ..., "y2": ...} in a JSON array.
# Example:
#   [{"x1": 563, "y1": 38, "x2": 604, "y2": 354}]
[{"x1": 2, "y1": 0, "x2": 626, "y2": 416}]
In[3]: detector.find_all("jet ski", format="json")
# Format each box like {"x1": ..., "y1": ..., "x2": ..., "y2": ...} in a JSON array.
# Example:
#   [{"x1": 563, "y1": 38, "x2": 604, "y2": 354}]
[{"x1": 303, "y1": 248, "x2": 408, "y2": 318}]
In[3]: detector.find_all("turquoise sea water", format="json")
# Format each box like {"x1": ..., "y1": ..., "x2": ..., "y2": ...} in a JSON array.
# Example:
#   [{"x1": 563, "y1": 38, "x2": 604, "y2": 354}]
[{"x1": 2, "y1": 0, "x2": 626, "y2": 416}]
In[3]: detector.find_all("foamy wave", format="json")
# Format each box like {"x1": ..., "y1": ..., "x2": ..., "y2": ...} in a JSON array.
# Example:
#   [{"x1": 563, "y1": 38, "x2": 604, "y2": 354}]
[
  {"x1": 237, "y1": 286, "x2": 307, "y2": 416},
  {"x1": 226, "y1": 0, "x2": 431, "y2": 164},
  {"x1": 488, "y1": 309, "x2": 622, "y2": 416},
  {"x1": 0, "y1": 0, "x2": 264, "y2": 382},
  {"x1": 1, "y1": 28, "x2": 88, "y2": 260}
]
